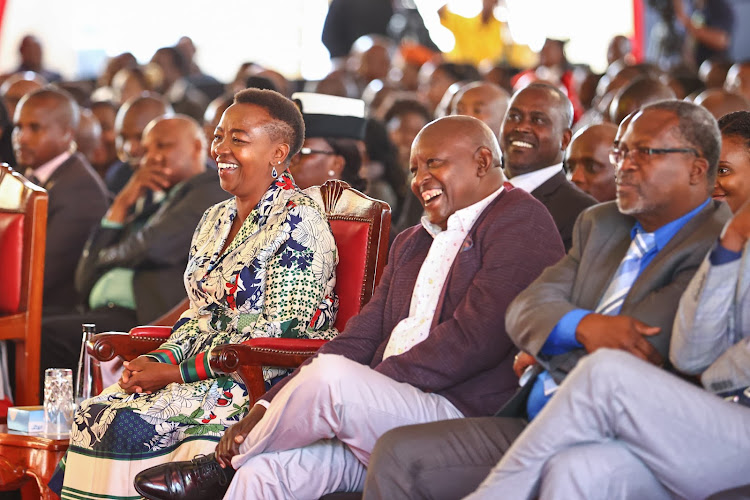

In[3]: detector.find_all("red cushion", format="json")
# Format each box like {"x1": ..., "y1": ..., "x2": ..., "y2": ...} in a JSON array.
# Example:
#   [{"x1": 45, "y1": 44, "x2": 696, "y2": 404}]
[
  {"x1": 243, "y1": 337, "x2": 327, "y2": 351},
  {"x1": 0, "y1": 213, "x2": 24, "y2": 314},
  {"x1": 329, "y1": 219, "x2": 369, "y2": 331},
  {"x1": 130, "y1": 325, "x2": 173, "y2": 339}
]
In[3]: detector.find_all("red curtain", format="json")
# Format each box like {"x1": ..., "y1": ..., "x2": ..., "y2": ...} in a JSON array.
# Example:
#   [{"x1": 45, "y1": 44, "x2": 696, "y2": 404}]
[
  {"x1": 0, "y1": 0, "x2": 7, "y2": 55},
  {"x1": 631, "y1": 0, "x2": 645, "y2": 62}
]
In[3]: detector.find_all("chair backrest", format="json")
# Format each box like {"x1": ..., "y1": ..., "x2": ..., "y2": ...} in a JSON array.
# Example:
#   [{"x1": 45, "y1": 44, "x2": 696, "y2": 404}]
[
  {"x1": 0, "y1": 163, "x2": 48, "y2": 406},
  {"x1": 304, "y1": 180, "x2": 391, "y2": 332}
]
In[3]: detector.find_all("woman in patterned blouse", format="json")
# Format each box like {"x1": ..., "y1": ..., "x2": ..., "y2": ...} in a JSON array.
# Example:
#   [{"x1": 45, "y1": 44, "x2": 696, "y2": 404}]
[{"x1": 57, "y1": 89, "x2": 340, "y2": 500}]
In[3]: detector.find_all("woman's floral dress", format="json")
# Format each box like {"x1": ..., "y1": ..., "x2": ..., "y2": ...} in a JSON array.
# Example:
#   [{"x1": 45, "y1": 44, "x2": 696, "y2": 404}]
[{"x1": 59, "y1": 173, "x2": 339, "y2": 500}]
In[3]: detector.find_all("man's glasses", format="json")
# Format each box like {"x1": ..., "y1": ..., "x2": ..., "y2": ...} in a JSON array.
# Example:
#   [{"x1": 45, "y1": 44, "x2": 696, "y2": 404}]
[
  {"x1": 299, "y1": 147, "x2": 338, "y2": 156},
  {"x1": 608, "y1": 146, "x2": 699, "y2": 166}
]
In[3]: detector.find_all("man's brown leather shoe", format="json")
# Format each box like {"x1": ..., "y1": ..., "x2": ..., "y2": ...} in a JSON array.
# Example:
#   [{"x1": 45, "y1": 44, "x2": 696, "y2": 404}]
[{"x1": 134, "y1": 453, "x2": 235, "y2": 500}]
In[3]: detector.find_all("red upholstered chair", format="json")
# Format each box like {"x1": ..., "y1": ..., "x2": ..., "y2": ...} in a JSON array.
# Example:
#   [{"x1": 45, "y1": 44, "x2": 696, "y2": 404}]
[
  {"x1": 0, "y1": 163, "x2": 48, "y2": 410},
  {"x1": 91, "y1": 180, "x2": 391, "y2": 403}
]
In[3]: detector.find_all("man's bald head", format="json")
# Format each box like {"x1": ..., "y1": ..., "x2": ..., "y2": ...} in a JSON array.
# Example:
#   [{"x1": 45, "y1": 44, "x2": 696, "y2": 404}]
[
  {"x1": 115, "y1": 93, "x2": 173, "y2": 166},
  {"x1": 410, "y1": 115, "x2": 505, "y2": 229},
  {"x1": 76, "y1": 108, "x2": 104, "y2": 172},
  {"x1": 725, "y1": 63, "x2": 750, "y2": 101},
  {"x1": 20, "y1": 88, "x2": 79, "y2": 130},
  {"x1": 140, "y1": 115, "x2": 206, "y2": 188},
  {"x1": 0, "y1": 72, "x2": 48, "y2": 119},
  {"x1": 12, "y1": 88, "x2": 80, "y2": 169},
  {"x1": 609, "y1": 76, "x2": 676, "y2": 125},
  {"x1": 452, "y1": 81, "x2": 510, "y2": 139},
  {"x1": 566, "y1": 123, "x2": 618, "y2": 202},
  {"x1": 695, "y1": 88, "x2": 750, "y2": 119}
]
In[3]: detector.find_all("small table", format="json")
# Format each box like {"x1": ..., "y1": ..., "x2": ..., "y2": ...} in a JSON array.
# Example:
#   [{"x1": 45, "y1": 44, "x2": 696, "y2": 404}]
[{"x1": 0, "y1": 425, "x2": 69, "y2": 500}]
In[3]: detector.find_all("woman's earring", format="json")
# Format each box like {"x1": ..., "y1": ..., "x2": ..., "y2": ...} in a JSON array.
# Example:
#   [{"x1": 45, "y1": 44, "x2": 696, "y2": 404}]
[
  {"x1": 327, "y1": 170, "x2": 336, "y2": 176},
  {"x1": 272, "y1": 166, "x2": 278, "y2": 178}
]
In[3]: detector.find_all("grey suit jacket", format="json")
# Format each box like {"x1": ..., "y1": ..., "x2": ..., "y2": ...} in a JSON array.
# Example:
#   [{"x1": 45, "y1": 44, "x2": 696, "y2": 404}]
[
  {"x1": 75, "y1": 169, "x2": 229, "y2": 324},
  {"x1": 671, "y1": 235, "x2": 750, "y2": 393},
  {"x1": 506, "y1": 199, "x2": 731, "y2": 383},
  {"x1": 41, "y1": 153, "x2": 110, "y2": 312},
  {"x1": 530, "y1": 171, "x2": 597, "y2": 252}
]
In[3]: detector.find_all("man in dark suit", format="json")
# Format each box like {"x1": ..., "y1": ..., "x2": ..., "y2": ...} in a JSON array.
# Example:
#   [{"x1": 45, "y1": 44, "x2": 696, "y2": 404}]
[
  {"x1": 39, "y1": 116, "x2": 229, "y2": 380},
  {"x1": 501, "y1": 82, "x2": 597, "y2": 250},
  {"x1": 12, "y1": 88, "x2": 109, "y2": 313},
  {"x1": 362, "y1": 100, "x2": 732, "y2": 500},
  {"x1": 134, "y1": 116, "x2": 565, "y2": 500},
  {"x1": 105, "y1": 93, "x2": 173, "y2": 195}
]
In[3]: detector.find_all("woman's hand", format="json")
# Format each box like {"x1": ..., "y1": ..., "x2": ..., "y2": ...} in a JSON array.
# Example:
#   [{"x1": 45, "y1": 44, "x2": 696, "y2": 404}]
[
  {"x1": 119, "y1": 357, "x2": 182, "y2": 394},
  {"x1": 216, "y1": 404, "x2": 267, "y2": 468}
]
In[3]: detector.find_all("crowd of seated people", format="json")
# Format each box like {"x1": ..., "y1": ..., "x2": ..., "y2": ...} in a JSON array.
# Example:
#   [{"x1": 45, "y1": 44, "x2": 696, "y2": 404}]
[{"x1": 0, "y1": 7, "x2": 749, "y2": 497}]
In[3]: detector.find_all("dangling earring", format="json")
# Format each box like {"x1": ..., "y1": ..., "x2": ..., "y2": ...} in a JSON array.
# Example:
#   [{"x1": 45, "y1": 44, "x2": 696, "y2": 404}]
[{"x1": 272, "y1": 166, "x2": 278, "y2": 179}]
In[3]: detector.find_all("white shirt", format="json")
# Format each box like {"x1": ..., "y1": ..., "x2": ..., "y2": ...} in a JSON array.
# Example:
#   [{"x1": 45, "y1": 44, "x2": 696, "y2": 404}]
[
  {"x1": 25, "y1": 151, "x2": 71, "y2": 186},
  {"x1": 382, "y1": 185, "x2": 505, "y2": 360},
  {"x1": 508, "y1": 163, "x2": 563, "y2": 194}
]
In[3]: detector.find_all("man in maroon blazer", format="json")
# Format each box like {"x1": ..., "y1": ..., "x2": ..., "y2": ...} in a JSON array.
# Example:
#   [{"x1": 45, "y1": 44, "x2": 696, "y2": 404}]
[{"x1": 134, "y1": 115, "x2": 565, "y2": 500}]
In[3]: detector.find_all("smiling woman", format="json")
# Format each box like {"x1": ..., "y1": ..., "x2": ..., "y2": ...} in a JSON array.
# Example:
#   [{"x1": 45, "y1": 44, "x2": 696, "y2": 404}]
[
  {"x1": 55, "y1": 89, "x2": 341, "y2": 500},
  {"x1": 713, "y1": 111, "x2": 750, "y2": 213}
]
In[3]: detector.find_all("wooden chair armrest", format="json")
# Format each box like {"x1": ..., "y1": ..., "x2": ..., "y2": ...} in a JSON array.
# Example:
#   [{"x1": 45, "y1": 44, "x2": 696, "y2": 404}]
[
  {"x1": 209, "y1": 338, "x2": 327, "y2": 402},
  {"x1": 90, "y1": 327, "x2": 171, "y2": 363}
]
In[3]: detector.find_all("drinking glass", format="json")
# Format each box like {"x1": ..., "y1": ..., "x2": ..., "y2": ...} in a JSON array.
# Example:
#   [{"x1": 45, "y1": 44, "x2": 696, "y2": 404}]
[{"x1": 44, "y1": 368, "x2": 74, "y2": 436}]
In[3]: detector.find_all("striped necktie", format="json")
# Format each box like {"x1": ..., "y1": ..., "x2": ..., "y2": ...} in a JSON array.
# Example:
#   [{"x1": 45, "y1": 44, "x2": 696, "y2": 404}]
[{"x1": 595, "y1": 231, "x2": 656, "y2": 315}]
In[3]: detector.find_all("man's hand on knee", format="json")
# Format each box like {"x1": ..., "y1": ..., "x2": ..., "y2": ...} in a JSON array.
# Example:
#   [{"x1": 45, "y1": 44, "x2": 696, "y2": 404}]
[{"x1": 216, "y1": 404, "x2": 267, "y2": 468}]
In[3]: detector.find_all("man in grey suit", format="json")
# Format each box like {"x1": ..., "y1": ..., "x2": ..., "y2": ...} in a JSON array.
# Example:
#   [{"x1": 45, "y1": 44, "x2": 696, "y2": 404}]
[
  {"x1": 363, "y1": 101, "x2": 733, "y2": 500},
  {"x1": 458, "y1": 184, "x2": 750, "y2": 500},
  {"x1": 501, "y1": 82, "x2": 596, "y2": 251},
  {"x1": 40, "y1": 115, "x2": 229, "y2": 379},
  {"x1": 12, "y1": 88, "x2": 110, "y2": 313}
]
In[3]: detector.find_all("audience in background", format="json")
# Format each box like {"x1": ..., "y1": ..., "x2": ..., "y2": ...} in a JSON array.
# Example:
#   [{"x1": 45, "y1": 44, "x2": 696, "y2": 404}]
[
  {"x1": 75, "y1": 108, "x2": 105, "y2": 177},
  {"x1": 451, "y1": 81, "x2": 509, "y2": 140},
  {"x1": 2, "y1": 18, "x2": 750, "y2": 498},
  {"x1": 12, "y1": 88, "x2": 109, "y2": 313},
  {"x1": 500, "y1": 82, "x2": 596, "y2": 250},
  {"x1": 14, "y1": 35, "x2": 62, "y2": 83},
  {"x1": 0, "y1": 99, "x2": 14, "y2": 166},
  {"x1": 360, "y1": 117, "x2": 406, "y2": 217},
  {"x1": 289, "y1": 92, "x2": 366, "y2": 191},
  {"x1": 150, "y1": 46, "x2": 207, "y2": 121},
  {"x1": 105, "y1": 93, "x2": 173, "y2": 195},
  {"x1": 693, "y1": 87, "x2": 750, "y2": 120},
  {"x1": 566, "y1": 123, "x2": 618, "y2": 202},
  {"x1": 0, "y1": 71, "x2": 47, "y2": 119},
  {"x1": 90, "y1": 100, "x2": 120, "y2": 176}
]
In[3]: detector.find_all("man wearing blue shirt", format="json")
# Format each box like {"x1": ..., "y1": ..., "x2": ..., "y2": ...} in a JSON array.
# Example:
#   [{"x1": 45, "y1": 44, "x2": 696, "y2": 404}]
[{"x1": 362, "y1": 100, "x2": 732, "y2": 499}]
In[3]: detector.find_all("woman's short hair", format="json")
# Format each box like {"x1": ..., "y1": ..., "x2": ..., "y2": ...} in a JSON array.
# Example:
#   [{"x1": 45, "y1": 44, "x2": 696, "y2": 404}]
[
  {"x1": 718, "y1": 111, "x2": 750, "y2": 151},
  {"x1": 233, "y1": 89, "x2": 305, "y2": 157}
]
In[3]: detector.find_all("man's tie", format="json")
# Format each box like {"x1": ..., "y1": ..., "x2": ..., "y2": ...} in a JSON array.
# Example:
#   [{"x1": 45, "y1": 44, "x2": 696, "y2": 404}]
[{"x1": 595, "y1": 231, "x2": 656, "y2": 315}]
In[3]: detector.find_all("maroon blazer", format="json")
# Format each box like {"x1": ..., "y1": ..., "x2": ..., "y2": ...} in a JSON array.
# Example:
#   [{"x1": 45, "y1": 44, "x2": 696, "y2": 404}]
[{"x1": 263, "y1": 186, "x2": 565, "y2": 417}]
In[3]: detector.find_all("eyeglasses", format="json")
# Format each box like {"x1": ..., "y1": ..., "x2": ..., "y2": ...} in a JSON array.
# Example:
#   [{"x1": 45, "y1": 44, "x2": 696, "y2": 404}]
[
  {"x1": 299, "y1": 147, "x2": 338, "y2": 156},
  {"x1": 608, "y1": 146, "x2": 699, "y2": 166}
]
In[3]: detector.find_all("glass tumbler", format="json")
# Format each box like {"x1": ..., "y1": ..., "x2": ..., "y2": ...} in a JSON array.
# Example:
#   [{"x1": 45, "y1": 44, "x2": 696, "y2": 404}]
[{"x1": 44, "y1": 368, "x2": 75, "y2": 436}]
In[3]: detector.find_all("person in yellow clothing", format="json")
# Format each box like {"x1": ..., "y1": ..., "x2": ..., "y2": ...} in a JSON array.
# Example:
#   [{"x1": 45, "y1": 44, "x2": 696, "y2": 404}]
[{"x1": 438, "y1": 0, "x2": 532, "y2": 68}]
